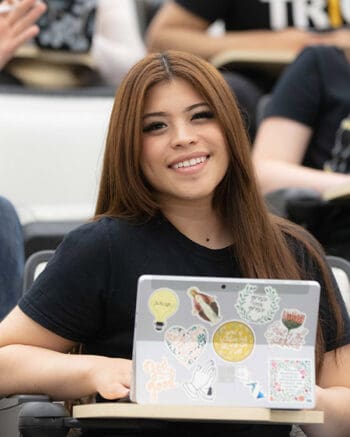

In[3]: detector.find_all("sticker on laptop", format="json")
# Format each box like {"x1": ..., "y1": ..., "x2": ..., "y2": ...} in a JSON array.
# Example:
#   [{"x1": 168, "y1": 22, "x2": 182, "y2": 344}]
[
  {"x1": 235, "y1": 284, "x2": 280, "y2": 324},
  {"x1": 165, "y1": 325, "x2": 208, "y2": 368},
  {"x1": 148, "y1": 288, "x2": 179, "y2": 332},
  {"x1": 269, "y1": 358, "x2": 313, "y2": 404},
  {"x1": 236, "y1": 366, "x2": 265, "y2": 399},
  {"x1": 143, "y1": 356, "x2": 178, "y2": 402},
  {"x1": 187, "y1": 287, "x2": 222, "y2": 325},
  {"x1": 183, "y1": 360, "x2": 217, "y2": 401},
  {"x1": 213, "y1": 321, "x2": 255, "y2": 362},
  {"x1": 264, "y1": 309, "x2": 309, "y2": 350}
]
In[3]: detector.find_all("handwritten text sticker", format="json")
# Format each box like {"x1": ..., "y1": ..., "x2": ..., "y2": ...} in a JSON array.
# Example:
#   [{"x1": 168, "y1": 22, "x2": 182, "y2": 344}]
[
  {"x1": 213, "y1": 321, "x2": 255, "y2": 362},
  {"x1": 269, "y1": 359, "x2": 313, "y2": 404},
  {"x1": 235, "y1": 284, "x2": 280, "y2": 324},
  {"x1": 143, "y1": 357, "x2": 178, "y2": 402}
]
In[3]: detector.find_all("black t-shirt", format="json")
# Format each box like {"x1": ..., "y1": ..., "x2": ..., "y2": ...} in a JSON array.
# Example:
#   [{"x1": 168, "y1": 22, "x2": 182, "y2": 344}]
[
  {"x1": 264, "y1": 45, "x2": 350, "y2": 169},
  {"x1": 19, "y1": 215, "x2": 350, "y2": 437},
  {"x1": 176, "y1": 0, "x2": 350, "y2": 31}
]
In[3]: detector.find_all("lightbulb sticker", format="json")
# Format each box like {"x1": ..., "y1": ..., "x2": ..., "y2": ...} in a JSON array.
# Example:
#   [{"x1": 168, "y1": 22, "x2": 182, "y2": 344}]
[
  {"x1": 187, "y1": 286, "x2": 222, "y2": 325},
  {"x1": 148, "y1": 288, "x2": 179, "y2": 332},
  {"x1": 264, "y1": 308, "x2": 309, "y2": 350}
]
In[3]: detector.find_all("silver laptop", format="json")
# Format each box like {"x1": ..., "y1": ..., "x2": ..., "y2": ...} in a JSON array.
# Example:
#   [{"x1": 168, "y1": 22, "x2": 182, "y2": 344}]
[{"x1": 130, "y1": 275, "x2": 320, "y2": 409}]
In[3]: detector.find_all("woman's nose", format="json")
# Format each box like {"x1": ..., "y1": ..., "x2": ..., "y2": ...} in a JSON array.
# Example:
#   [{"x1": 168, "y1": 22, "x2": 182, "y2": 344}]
[{"x1": 170, "y1": 123, "x2": 198, "y2": 148}]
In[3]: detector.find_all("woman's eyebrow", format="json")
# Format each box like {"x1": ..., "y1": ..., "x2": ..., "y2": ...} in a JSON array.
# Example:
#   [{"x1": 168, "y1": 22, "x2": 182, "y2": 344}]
[
  {"x1": 143, "y1": 102, "x2": 209, "y2": 120},
  {"x1": 143, "y1": 111, "x2": 167, "y2": 120},
  {"x1": 185, "y1": 102, "x2": 209, "y2": 112}
]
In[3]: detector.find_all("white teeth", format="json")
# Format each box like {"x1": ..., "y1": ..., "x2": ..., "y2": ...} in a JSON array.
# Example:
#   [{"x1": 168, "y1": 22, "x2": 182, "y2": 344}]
[{"x1": 173, "y1": 156, "x2": 207, "y2": 169}]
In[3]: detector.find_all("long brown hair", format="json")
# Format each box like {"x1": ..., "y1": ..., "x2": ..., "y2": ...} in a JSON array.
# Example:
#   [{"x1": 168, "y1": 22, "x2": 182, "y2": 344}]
[{"x1": 95, "y1": 50, "x2": 343, "y2": 374}]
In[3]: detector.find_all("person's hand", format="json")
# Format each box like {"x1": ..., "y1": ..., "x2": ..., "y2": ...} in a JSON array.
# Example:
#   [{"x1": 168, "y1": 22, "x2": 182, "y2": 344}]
[
  {"x1": 89, "y1": 357, "x2": 132, "y2": 400},
  {"x1": 0, "y1": 0, "x2": 46, "y2": 70},
  {"x1": 314, "y1": 384, "x2": 326, "y2": 410},
  {"x1": 273, "y1": 27, "x2": 324, "y2": 53}
]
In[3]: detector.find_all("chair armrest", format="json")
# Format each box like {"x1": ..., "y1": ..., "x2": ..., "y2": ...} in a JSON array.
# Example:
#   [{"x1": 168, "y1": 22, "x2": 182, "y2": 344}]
[{"x1": 0, "y1": 394, "x2": 71, "y2": 437}]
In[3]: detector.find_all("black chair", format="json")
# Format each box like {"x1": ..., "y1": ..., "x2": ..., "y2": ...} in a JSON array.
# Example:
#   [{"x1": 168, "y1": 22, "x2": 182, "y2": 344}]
[
  {"x1": 22, "y1": 249, "x2": 54, "y2": 292},
  {"x1": 326, "y1": 255, "x2": 350, "y2": 315},
  {"x1": 22, "y1": 221, "x2": 84, "y2": 259}
]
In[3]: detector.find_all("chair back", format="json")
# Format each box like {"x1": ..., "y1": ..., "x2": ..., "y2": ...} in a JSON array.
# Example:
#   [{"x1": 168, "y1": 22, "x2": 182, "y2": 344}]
[
  {"x1": 327, "y1": 255, "x2": 350, "y2": 315},
  {"x1": 22, "y1": 250, "x2": 54, "y2": 294}
]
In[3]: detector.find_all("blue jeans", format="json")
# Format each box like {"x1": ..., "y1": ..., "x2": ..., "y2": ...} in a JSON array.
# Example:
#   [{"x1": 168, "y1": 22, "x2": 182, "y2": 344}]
[{"x1": 0, "y1": 197, "x2": 25, "y2": 319}]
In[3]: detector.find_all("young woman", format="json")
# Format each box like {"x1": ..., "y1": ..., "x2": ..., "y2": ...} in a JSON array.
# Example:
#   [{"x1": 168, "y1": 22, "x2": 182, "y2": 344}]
[{"x1": 0, "y1": 51, "x2": 349, "y2": 437}]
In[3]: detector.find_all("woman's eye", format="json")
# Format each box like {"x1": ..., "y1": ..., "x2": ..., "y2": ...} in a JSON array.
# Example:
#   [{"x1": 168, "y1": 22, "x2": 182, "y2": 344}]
[
  {"x1": 142, "y1": 122, "x2": 166, "y2": 133},
  {"x1": 191, "y1": 110, "x2": 214, "y2": 121}
]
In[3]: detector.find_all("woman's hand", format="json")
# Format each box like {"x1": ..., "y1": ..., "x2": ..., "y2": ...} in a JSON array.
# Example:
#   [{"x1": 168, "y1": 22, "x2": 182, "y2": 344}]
[
  {"x1": 0, "y1": 0, "x2": 46, "y2": 70},
  {"x1": 89, "y1": 357, "x2": 132, "y2": 400},
  {"x1": 314, "y1": 384, "x2": 326, "y2": 410}
]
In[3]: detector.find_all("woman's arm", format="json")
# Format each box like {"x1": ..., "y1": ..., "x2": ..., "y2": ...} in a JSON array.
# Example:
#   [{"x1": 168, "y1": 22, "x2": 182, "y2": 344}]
[
  {"x1": 92, "y1": 0, "x2": 146, "y2": 86},
  {"x1": 0, "y1": 307, "x2": 131, "y2": 401},
  {"x1": 302, "y1": 344, "x2": 350, "y2": 437},
  {"x1": 252, "y1": 117, "x2": 350, "y2": 194}
]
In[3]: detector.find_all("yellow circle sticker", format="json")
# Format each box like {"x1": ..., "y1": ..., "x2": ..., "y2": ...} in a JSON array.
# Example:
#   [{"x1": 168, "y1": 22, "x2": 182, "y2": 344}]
[{"x1": 213, "y1": 321, "x2": 255, "y2": 362}]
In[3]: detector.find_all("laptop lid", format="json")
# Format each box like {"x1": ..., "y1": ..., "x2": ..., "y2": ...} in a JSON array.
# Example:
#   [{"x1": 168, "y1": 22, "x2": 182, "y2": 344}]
[{"x1": 131, "y1": 275, "x2": 320, "y2": 409}]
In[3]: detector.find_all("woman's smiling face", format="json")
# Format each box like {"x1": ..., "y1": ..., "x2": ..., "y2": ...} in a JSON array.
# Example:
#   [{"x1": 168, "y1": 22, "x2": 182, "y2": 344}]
[{"x1": 141, "y1": 78, "x2": 229, "y2": 207}]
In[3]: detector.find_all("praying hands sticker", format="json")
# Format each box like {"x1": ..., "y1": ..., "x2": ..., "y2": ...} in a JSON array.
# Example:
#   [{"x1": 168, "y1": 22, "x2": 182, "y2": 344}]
[
  {"x1": 264, "y1": 309, "x2": 309, "y2": 350},
  {"x1": 235, "y1": 284, "x2": 280, "y2": 324},
  {"x1": 183, "y1": 360, "x2": 217, "y2": 400}
]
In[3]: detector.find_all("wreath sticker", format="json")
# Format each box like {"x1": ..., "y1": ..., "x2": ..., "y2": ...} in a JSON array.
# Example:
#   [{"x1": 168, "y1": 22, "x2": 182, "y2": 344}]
[{"x1": 235, "y1": 284, "x2": 280, "y2": 324}]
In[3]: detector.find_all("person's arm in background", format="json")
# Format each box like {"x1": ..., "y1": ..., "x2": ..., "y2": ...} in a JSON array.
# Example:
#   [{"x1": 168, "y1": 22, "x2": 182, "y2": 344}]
[
  {"x1": 0, "y1": 0, "x2": 46, "y2": 70},
  {"x1": 91, "y1": 0, "x2": 146, "y2": 87},
  {"x1": 253, "y1": 117, "x2": 350, "y2": 194},
  {"x1": 146, "y1": 1, "x2": 323, "y2": 60},
  {"x1": 253, "y1": 46, "x2": 350, "y2": 195}
]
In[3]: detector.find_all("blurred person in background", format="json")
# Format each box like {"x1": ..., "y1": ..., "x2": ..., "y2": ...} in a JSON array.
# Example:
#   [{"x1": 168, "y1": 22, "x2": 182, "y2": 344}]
[
  {"x1": 4, "y1": 0, "x2": 146, "y2": 90},
  {"x1": 0, "y1": 196, "x2": 25, "y2": 320},
  {"x1": 0, "y1": 0, "x2": 46, "y2": 84},
  {"x1": 253, "y1": 45, "x2": 350, "y2": 195},
  {"x1": 147, "y1": 0, "x2": 350, "y2": 140},
  {"x1": 91, "y1": 0, "x2": 146, "y2": 88}
]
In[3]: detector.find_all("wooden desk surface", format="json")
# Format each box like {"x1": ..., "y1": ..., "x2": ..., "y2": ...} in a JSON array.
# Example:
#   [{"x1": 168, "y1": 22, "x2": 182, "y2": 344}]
[
  {"x1": 73, "y1": 403, "x2": 324, "y2": 424},
  {"x1": 15, "y1": 44, "x2": 94, "y2": 67},
  {"x1": 210, "y1": 49, "x2": 296, "y2": 71}
]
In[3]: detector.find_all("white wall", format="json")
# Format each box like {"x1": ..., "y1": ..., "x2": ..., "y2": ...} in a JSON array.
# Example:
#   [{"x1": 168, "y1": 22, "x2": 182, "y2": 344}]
[
  {"x1": 0, "y1": 94, "x2": 113, "y2": 221},
  {"x1": 0, "y1": 94, "x2": 114, "y2": 223}
]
